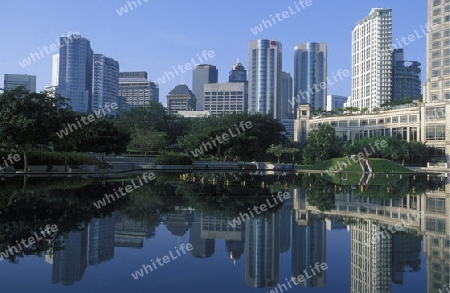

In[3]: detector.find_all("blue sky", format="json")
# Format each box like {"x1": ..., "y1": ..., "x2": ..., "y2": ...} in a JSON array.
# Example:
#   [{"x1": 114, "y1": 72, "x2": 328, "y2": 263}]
[{"x1": 1, "y1": 0, "x2": 427, "y2": 106}]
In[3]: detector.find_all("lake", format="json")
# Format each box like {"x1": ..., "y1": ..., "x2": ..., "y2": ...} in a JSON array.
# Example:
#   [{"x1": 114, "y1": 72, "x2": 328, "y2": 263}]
[{"x1": 0, "y1": 171, "x2": 448, "y2": 293}]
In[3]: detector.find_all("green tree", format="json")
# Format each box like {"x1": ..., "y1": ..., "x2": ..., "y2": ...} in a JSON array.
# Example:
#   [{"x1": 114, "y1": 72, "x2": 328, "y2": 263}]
[
  {"x1": 78, "y1": 119, "x2": 129, "y2": 155},
  {"x1": 128, "y1": 128, "x2": 167, "y2": 156},
  {"x1": 303, "y1": 124, "x2": 342, "y2": 164}
]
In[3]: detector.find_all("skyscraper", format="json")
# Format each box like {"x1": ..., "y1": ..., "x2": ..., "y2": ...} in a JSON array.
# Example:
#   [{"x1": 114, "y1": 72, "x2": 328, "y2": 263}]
[
  {"x1": 391, "y1": 49, "x2": 421, "y2": 101},
  {"x1": 57, "y1": 34, "x2": 93, "y2": 112},
  {"x1": 423, "y1": 0, "x2": 450, "y2": 103},
  {"x1": 326, "y1": 95, "x2": 348, "y2": 111},
  {"x1": 118, "y1": 71, "x2": 159, "y2": 112},
  {"x1": 422, "y1": 0, "x2": 450, "y2": 157},
  {"x1": 92, "y1": 54, "x2": 119, "y2": 114},
  {"x1": 192, "y1": 64, "x2": 218, "y2": 110},
  {"x1": 204, "y1": 61, "x2": 248, "y2": 115},
  {"x1": 351, "y1": 8, "x2": 392, "y2": 112},
  {"x1": 294, "y1": 43, "x2": 327, "y2": 114},
  {"x1": 52, "y1": 54, "x2": 59, "y2": 86},
  {"x1": 248, "y1": 39, "x2": 282, "y2": 119},
  {"x1": 3, "y1": 74, "x2": 36, "y2": 92},
  {"x1": 229, "y1": 60, "x2": 247, "y2": 82},
  {"x1": 166, "y1": 84, "x2": 196, "y2": 115},
  {"x1": 281, "y1": 71, "x2": 293, "y2": 119}
]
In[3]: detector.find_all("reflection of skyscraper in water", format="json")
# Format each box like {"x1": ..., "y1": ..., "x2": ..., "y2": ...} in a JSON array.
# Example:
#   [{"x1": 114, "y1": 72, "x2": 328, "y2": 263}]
[
  {"x1": 189, "y1": 212, "x2": 215, "y2": 258},
  {"x1": 391, "y1": 234, "x2": 421, "y2": 284},
  {"x1": 351, "y1": 221, "x2": 392, "y2": 293},
  {"x1": 115, "y1": 214, "x2": 156, "y2": 248},
  {"x1": 199, "y1": 212, "x2": 244, "y2": 263},
  {"x1": 88, "y1": 215, "x2": 116, "y2": 265},
  {"x1": 245, "y1": 213, "x2": 280, "y2": 288},
  {"x1": 420, "y1": 177, "x2": 450, "y2": 293},
  {"x1": 163, "y1": 209, "x2": 194, "y2": 239},
  {"x1": 291, "y1": 217, "x2": 326, "y2": 287},
  {"x1": 52, "y1": 228, "x2": 89, "y2": 286},
  {"x1": 279, "y1": 193, "x2": 292, "y2": 253}
]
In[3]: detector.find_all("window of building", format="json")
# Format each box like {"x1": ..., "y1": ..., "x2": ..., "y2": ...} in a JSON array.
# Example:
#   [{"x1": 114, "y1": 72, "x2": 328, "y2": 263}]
[
  {"x1": 392, "y1": 116, "x2": 398, "y2": 123},
  {"x1": 426, "y1": 218, "x2": 446, "y2": 233},
  {"x1": 400, "y1": 116, "x2": 407, "y2": 123},
  {"x1": 339, "y1": 121, "x2": 347, "y2": 127},
  {"x1": 432, "y1": 41, "x2": 441, "y2": 49},
  {"x1": 434, "y1": 8, "x2": 442, "y2": 15},
  {"x1": 360, "y1": 119, "x2": 368, "y2": 126},
  {"x1": 369, "y1": 119, "x2": 376, "y2": 125},
  {"x1": 385, "y1": 117, "x2": 391, "y2": 124},
  {"x1": 445, "y1": 15, "x2": 450, "y2": 22},
  {"x1": 433, "y1": 17, "x2": 442, "y2": 25},
  {"x1": 350, "y1": 120, "x2": 359, "y2": 127},
  {"x1": 427, "y1": 198, "x2": 446, "y2": 214},
  {"x1": 433, "y1": 32, "x2": 442, "y2": 40},
  {"x1": 434, "y1": 0, "x2": 442, "y2": 5},
  {"x1": 426, "y1": 125, "x2": 446, "y2": 140},
  {"x1": 409, "y1": 115, "x2": 418, "y2": 122}
]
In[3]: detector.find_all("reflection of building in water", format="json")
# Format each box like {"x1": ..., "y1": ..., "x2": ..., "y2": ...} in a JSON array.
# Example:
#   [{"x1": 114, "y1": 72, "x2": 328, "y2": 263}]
[
  {"x1": 351, "y1": 220, "x2": 392, "y2": 293},
  {"x1": 325, "y1": 218, "x2": 347, "y2": 231},
  {"x1": 190, "y1": 212, "x2": 215, "y2": 258},
  {"x1": 299, "y1": 173, "x2": 450, "y2": 292},
  {"x1": 292, "y1": 188, "x2": 309, "y2": 225},
  {"x1": 292, "y1": 217, "x2": 326, "y2": 287},
  {"x1": 88, "y1": 215, "x2": 116, "y2": 265},
  {"x1": 391, "y1": 234, "x2": 421, "y2": 284},
  {"x1": 115, "y1": 215, "x2": 156, "y2": 248},
  {"x1": 52, "y1": 229, "x2": 89, "y2": 286},
  {"x1": 279, "y1": 194, "x2": 292, "y2": 253},
  {"x1": 199, "y1": 213, "x2": 244, "y2": 262},
  {"x1": 245, "y1": 213, "x2": 279, "y2": 288},
  {"x1": 421, "y1": 177, "x2": 450, "y2": 293},
  {"x1": 163, "y1": 209, "x2": 194, "y2": 238}
]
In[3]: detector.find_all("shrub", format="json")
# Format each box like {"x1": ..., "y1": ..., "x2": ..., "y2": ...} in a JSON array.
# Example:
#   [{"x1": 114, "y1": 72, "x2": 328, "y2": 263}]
[{"x1": 155, "y1": 153, "x2": 192, "y2": 165}]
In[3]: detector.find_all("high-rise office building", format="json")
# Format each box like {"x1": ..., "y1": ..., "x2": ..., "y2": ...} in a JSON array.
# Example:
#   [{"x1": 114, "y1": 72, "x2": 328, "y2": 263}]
[
  {"x1": 422, "y1": 0, "x2": 450, "y2": 157},
  {"x1": 248, "y1": 39, "x2": 282, "y2": 119},
  {"x1": 229, "y1": 61, "x2": 247, "y2": 83},
  {"x1": 281, "y1": 71, "x2": 293, "y2": 119},
  {"x1": 3, "y1": 74, "x2": 36, "y2": 92},
  {"x1": 294, "y1": 43, "x2": 327, "y2": 114},
  {"x1": 326, "y1": 95, "x2": 348, "y2": 111},
  {"x1": 92, "y1": 54, "x2": 119, "y2": 114},
  {"x1": 423, "y1": 0, "x2": 450, "y2": 103},
  {"x1": 118, "y1": 71, "x2": 159, "y2": 112},
  {"x1": 166, "y1": 84, "x2": 196, "y2": 115},
  {"x1": 192, "y1": 64, "x2": 218, "y2": 110},
  {"x1": 351, "y1": 8, "x2": 392, "y2": 112},
  {"x1": 391, "y1": 49, "x2": 421, "y2": 101},
  {"x1": 52, "y1": 54, "x2": 59, "y2": 86},
  {"x1": 204, "y1": 83, "x2": 248, "y2": 115},
  {"x1": 57, "y1": 35, "x2": 93, "y2": 112}
]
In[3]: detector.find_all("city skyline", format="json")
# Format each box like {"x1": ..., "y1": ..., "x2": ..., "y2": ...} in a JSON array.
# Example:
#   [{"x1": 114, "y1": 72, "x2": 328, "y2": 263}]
[{"x1": 1, "y1": 0, "x2": 427, "y2": 106}]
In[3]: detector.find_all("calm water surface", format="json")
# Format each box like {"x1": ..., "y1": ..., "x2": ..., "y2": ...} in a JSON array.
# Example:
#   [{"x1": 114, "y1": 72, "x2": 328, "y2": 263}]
[{"x1": 0, "y1": 172, "x2": 447, "y2": 293}]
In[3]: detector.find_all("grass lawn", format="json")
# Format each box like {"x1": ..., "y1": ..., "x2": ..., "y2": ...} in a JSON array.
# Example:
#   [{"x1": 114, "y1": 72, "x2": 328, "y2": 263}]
[{"x1": 296, "y1": 158, "x2": 412, "y2": 186}]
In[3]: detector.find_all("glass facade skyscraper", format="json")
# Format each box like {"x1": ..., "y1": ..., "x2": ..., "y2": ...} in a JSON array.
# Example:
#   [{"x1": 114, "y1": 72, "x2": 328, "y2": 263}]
[
  {"x1": 93, "y1": 54, "x2": 119, "y2": 114},
  {"x1": 192, "y1": 64, "x2": 218, "y2": 110},
  {"x1": 391, "y1": 49, "x2": 421, "y2": 102},
  {"x1": 281, "y1": 71, "x2": 293, "y2": 119},
  {"x1": 229, "y1": 61, "x2": 247, "y2": 83},
  {"x1": 57, "y1": 35, "x2": 93, "y2": 112},
  {"x1": 248, "y1": 39, "x2": 282, "y2": 119},
  {"x1": 294, "y1": 42, "x2": 327, "y2": 114}
]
